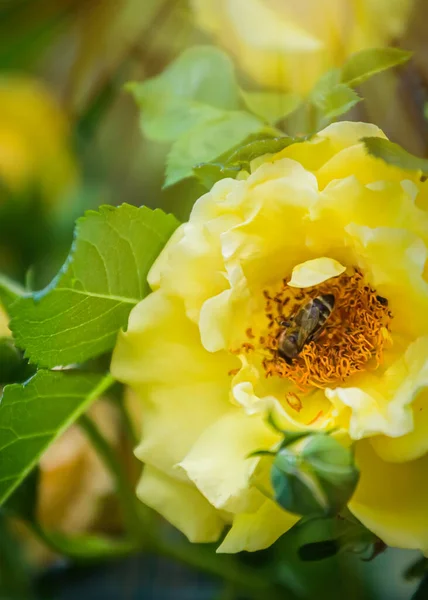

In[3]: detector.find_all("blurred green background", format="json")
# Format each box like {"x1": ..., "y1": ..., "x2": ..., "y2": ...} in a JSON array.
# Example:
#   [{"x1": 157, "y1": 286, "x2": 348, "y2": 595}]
[{"x1": 0, "y1": 1, "x2": 427, "y2": 598}]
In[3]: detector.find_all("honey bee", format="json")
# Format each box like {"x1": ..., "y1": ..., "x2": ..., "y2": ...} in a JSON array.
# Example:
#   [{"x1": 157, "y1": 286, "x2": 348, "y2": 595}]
[{"x1": 277, "y1": 294, "x2": 335, "y2": 362}]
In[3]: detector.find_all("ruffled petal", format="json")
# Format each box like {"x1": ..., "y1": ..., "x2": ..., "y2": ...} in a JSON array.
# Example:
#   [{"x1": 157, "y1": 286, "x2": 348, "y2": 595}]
[
  {"x1": 345, "y1": 224, "x2": 428, "y2": 339},
  {"x1": 371, "y1": 390, "x2": 428, "y2": 464},
  {"x1": 137, "y1": 466, "x2": 225, "y2": 543},
  {"x1": 217, "y1": 499, "x2": 298, "y2": 553},
  {"x1": 112, "y1": 291, "x2": 236, "y2": 387},
  {"x1": 112, "y1": 291, "x2": 237, "y2": 476},
  {"x1": 275, "y1": 122, "x2": 385, "y2": 174},
  {"x1": 133, "y1": 381, "x2": 231, "y2": 480},
  {"x1": 222, "y1": 157, "x2": 318, "y2": 288},
  {"x1": 317, "y1": 143, "x2": 420, "y2": 191},
  {"x1": 311, "y1": 176, "x2": 428, "y2": 244},
  {"x1": 350, "y1": 440, "x2": 428, "y2": 553},
  {"x1": 326, "y1": 337, "x2": 428, "y2": 440},
  {"x1": 179, "y1": 409, "x2": 279, "y2": 513},
  {"x1": 288, "y1": 257, "x2": 346, "y2": 288}
]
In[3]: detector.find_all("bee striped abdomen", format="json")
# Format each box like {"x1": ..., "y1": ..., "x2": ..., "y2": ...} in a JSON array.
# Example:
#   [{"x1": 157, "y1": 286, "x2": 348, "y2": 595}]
[
  {"x1": 310, "y1": 294, "x2": 335, "y2": 329},
  {"x1": 278, "y1": 293, "x2": 335, "y2": 361}
]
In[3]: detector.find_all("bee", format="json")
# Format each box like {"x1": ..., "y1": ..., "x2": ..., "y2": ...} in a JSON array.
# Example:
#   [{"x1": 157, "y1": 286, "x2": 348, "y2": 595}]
[{"x1": 277, "y1": 294, "x2": 335, "y2": 362}]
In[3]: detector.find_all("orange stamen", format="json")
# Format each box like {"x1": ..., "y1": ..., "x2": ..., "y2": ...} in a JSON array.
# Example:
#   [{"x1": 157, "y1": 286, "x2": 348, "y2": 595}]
[
  {"x1": 235, "y1": 269, "x2": 393, "y2": 392},
  {"x1": 286, "y1": 392, "x2": 303, "y2": 412},
  {"x1": 306, "y1": 410, "x2": 324, "y2": 425}
]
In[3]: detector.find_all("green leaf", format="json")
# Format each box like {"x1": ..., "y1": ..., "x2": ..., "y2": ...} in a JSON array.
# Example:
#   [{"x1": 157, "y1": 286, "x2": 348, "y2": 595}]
[
  {"x1": 165, "y1": 110, "x2": 262, "y2": 187},
  {"x1": 0, "y1": 338, "x2": 35, "y2": 385},
  {"x1": 128, "y1": 45, "x2": 241, "y2": 142},
  {"x1": 2, "y1": 469, "x2": 39, "y2": 522},
  {"x1": 241, "y1": 90, "x2": 301, "y2": 124},
  {"x1": 310, "y1": 68, "x2": 341, "y2": 106},
  {"x1": 342, "y1": 48, "x2": 412, "y2": 88},
  {"x1": 297, "y1": 513, "x2": 377, "y2": 562},
  {"x1": 0, "y1": 370, "x2": 113, "y2": 507},
  {"x1": 10, "y1": 204, "x2": 179, "y2": 368},
  {"x1": 0, "y1": 275, "x2": 25, "y2": 312},
  {"x1": 313, "y1": 83, "x2": 361, "y2": 125},
  {"x1": 362, "y1": 136, "x2": 428, "y2": 175},
  {"x1": 194, "y1": 134, "x2": 304, "y2": 189}
]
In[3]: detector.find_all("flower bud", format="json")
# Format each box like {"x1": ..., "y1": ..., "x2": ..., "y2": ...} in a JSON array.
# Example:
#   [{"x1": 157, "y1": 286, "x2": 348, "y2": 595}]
[{"x1": 271, "y1": 433, "x2": 359, "y2": 518}]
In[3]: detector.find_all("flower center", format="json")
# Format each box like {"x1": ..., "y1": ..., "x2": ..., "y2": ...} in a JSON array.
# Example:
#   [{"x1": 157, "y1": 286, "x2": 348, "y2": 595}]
[{"x1": 240, "y1": 269, "x2": 393, "y2": 391}]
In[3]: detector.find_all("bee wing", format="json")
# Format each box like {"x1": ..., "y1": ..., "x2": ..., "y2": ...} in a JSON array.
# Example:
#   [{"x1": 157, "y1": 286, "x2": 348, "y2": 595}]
[{"x1": 297, "y1": 304, "x2": 320, "y2": 347}]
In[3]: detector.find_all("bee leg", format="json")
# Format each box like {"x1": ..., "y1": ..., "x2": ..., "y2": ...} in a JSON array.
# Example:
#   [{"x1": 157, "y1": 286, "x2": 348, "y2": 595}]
[
  {"x1": 309, "y1": 324, "x2": 333, "y2": 344},
  {"x1": 277, "y1": 348, "x2": 293, "y2": 364},
  {"x1": 277, "y1": 318, "x2": 292, "y2": 327}
]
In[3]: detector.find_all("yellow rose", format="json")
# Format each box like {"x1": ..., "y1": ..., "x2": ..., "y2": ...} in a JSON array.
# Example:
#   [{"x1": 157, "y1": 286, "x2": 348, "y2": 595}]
[
  {"x1": 0, "y1": 77, "x2": 77, "y2": 202},
  {"x1": 112, "y1": 121, "x2": 428, "y2": 553},
  {"x1": 190, "y1": 0, "x2": 414, "y2": 93}
]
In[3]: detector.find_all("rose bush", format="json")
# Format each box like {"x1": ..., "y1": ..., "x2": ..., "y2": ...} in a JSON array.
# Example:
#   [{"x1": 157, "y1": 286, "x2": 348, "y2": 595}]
[
  {"x1": 112, "y1": 121, "x2": 428, "y2": 553},
  {"x1": 190, "y1": 0, "x2": 414, "y2": 93}
]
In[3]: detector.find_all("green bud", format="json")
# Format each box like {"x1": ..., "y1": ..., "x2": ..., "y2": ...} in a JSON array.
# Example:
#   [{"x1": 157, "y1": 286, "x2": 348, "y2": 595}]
[{"x1": 271, "y1": 432, "x2": 359, "y2": 518}]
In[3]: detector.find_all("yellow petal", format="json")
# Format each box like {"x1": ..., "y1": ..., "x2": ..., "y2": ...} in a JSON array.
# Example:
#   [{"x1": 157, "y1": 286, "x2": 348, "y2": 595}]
[
  {"x1": 148, "y1": 178, "x2": 247, "y2": 323},
  {"x1": 326, "y1": 337, "x2": 428, "y2": 440},
  {"x1": 345, "y1": 224, "x2": 428, "y2": 340},
  {"x1": 217, "y1": 499, "x2": 298, "y2": 553},
  {"x1": 199, "y1": 263, "x2": 256, "y2": 352},
  {"x1": 310, "y1": 177, "x2": 428, "y2": 248},
  {"x1": 371, "y1": 389, "x2": 428, "y2": 464},
  {"x1": 147, "y1": 226, "x2": 185, "y2": 291},
  {"x1": 222, "y1": 158, "x2": 318, "y2": 289},
  {"x1": 112, "y1": 291, "x2": 236, "y2": 477},
  {"x1": 134, "y1": 381, "x2": 230, "y2": 480},
  {"x1": 274, "y1": 122, "x2": 385, "y2": 175},
  {"x1": 137, "y1": 466, "x2": 225, "y2": 543},
  {"x1": 326, "y1": 337, "x2": 428, "y2": 441},
  {"x1": 230, "y1": 354, "x2": 335, "y2": 431},
  {"x1": 317, "y1": 142, "x2": 420, "y2": 191},
  {"x1": 350, "y1": 440, "x2": 428, "y2": 553},
  {"x1": 288, "y1": 257, "x2": 346, "y2": 288},
  {"x1": 112, "y1": 290, "x2": 235, "y2": 387},
  {"x1": 316, "y1": 122, "x2": 386, "y2": 153},
  {"x1": 179, "y1": 409, "x2": 278, "y2": 513},
  {"x1": 370, "y1": 336, "x2": 428, "y2": 462}
]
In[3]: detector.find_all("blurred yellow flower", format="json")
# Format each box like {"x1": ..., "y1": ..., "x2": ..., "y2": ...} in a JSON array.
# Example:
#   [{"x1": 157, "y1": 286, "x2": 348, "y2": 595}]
[
  {"x1": 112, "y1": 121, "x2": 428, "y2": 554},
  {"x1": 0, "y1": 77, "x2": 77, "y2": 202},
  {"x1": 190, "y1": 0, "x2": 414, "y2": 93}
]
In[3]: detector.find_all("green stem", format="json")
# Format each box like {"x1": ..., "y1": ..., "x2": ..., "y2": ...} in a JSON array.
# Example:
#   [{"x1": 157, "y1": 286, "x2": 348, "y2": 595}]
[
  {"x1": 78, "y1": 412, "x2": 143, "y2": 542},
  {"x1": 28, "y1": 522, "x2": 137, "y2": 562},
  {"x1": 112, "y1": 391, "x2": 139, "y2": 447}
]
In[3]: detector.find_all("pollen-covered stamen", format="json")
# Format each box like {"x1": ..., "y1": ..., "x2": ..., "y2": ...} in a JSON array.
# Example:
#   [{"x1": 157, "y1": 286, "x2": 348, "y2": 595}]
[{"x1": 239, "y1": 270, "x2": 392, "y2": 391}]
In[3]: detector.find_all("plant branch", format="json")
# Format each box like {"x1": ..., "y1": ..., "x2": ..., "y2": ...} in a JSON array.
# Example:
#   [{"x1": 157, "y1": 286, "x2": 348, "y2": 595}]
[
  {"x1": 28, "y1": 523, "x2": 137, "y2": 563},
  {"x1": 78, "y1": 411, "x2": 143, "y2": 542}
]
